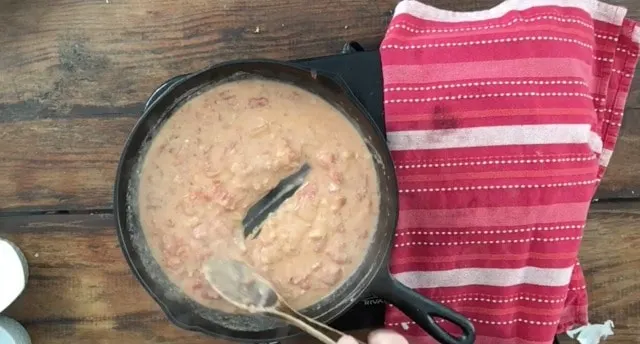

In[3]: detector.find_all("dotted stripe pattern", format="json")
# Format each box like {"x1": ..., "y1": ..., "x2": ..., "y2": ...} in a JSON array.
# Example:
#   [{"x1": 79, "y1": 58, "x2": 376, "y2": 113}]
[
  {"x1": 387, "y1": 318, "x2": 560, "y2": 327},
  {"x1": 397, "y1": 153, "x2": 596, "y2": 164},
  {"x1": 439, "y1": 292, "x2": 568, "y2": 299},
  {"x1": 385, "y1": 92, "x2": 594, "y2": 104},
  {"x1": 441, "y1": 296, "x2": 565, "y2": 304},
  {"x1": 381, "y1": 36, "x2": 593, "y2": 50},
  {"x1": 384, "y1": 79, "x2": 589, "y2": 92},
  {"x1": 392, "y1": 21, "x2": 616, "y2": 41},
  {"x1": 396, "y1": 225, "x2": 585, "y2": 236},
  {"x1": 612, "y1": 68, "x2": 634, "y2": 78},
  {"x1": 616, "y1": 47, "x2": 639, "y2": 57},
  {"x1": 389, "y1": 13, "x2": 595, "y2": 33},
  {"x1": 394, "y1": 237, "x2": 583, "y2": 247},
  {"x1": 398, "y1": 180, "x2": 599, "y2": 193},
  {"x1": 602, "y1": 119, "x2": 622, "y2": 127},
  {"x1": 395, "y1": 156, "x2": 595, "y2": 169},
  {"x1": 593, "y1": 56, "x2": 615, "y2": 62},
  {"x1": 596, "y1": 108, "x2": 623, "y2": 115}
]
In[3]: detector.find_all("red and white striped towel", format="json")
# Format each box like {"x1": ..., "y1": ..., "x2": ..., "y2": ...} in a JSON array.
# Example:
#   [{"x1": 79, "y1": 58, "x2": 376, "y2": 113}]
[{"x1": 380, "y1": 1, "x2": 639, "y2": 343}]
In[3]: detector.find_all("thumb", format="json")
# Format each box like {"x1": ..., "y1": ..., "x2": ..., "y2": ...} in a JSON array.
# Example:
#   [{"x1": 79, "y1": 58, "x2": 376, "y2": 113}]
[
  {"x1": 337, "y1": 335, "x2": 359, "y2": 344},
  {"x1": 368, "y1": 329, "x2": 409, "y2": 344}
]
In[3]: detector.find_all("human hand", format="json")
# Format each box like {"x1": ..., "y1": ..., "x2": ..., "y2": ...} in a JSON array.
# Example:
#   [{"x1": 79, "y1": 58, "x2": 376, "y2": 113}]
[{"x1": 338, "y1": 329, "x2": 408, "y2": 344}]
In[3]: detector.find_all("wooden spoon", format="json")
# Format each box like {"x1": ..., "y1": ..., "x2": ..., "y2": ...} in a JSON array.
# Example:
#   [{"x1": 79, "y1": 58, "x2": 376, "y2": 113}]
[{"x1": 203, "y1": 258, "x2": 363, "y2": 344}]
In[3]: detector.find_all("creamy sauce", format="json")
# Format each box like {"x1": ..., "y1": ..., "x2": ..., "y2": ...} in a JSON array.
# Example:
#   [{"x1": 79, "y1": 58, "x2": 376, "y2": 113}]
[{"x1": 138, "y1": 78, "x2": 379, "y2": 311}]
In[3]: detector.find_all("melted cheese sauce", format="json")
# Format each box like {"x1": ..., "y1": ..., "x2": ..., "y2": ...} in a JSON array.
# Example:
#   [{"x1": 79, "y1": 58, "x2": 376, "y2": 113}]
[{"x1": 138, "y1": 78, "x2": 379, "y2": 311}]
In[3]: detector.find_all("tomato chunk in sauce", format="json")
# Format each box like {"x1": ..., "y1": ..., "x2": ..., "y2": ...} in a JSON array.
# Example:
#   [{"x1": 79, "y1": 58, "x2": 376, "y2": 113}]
[{"x1": 138, "y1": 78, "x2": 379, "y2": 311}]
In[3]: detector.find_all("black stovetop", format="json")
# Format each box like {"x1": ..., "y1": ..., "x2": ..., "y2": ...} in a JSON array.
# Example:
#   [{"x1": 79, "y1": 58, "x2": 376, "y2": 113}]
[{"x1": 144, "y1": 42, "x2": 387, "y2": 342}]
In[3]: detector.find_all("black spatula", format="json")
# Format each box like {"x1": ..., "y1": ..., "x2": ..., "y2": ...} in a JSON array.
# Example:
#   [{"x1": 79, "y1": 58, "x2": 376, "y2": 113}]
[{"x1": 242, "y1": 163, "x2": 310, "y2": 238}]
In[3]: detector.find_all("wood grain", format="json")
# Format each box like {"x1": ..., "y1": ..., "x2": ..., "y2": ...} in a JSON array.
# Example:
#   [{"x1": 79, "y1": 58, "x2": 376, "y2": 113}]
[
  {"x1": 0, "y1": 0, "x2": 395, "y2": 121},
  {"x1": 1, "y1": 109, "x2": 639, "y2": 212},
  {"x1": 1, "y1": 201, "x2": 639, "y2": 343},
  {"x1": 13, "y1": 322, "x2": 370, "y2": 344},
  {"x1": 555, "y1": 203, "x2": 640, "y2": 344},
  {"x1": 575, "y1": 202, "x2": 640, "y2": 343},
  {"x1": 0, "y1": 117, "x2": 135, "y2": 211},
  {"x1": 0, "y1": 0, "x2": 637, "y2": 122},
  {"x1": 597, "y1": 108, "x2": 640, "y2": 199},
  {"x1": 0, "y1": 212, "x2": 370, "y2": 344}
]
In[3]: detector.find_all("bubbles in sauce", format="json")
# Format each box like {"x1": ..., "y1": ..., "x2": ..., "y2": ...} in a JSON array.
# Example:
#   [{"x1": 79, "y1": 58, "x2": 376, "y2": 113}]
[{"x1": 138, "y1": 78, "x2": 379, "y2": 312}]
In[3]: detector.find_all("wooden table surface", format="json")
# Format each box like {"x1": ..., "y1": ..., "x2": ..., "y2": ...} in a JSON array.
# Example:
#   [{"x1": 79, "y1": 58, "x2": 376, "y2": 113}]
[{"x1": 1, "y1": 0, "x2": 639, "y2": 343}]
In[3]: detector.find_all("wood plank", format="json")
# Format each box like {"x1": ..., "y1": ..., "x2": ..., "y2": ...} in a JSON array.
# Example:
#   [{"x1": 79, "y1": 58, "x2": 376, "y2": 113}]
[
  {"x1": 2, "y1": 109, "x2": 640, "y2": 211},
  {"x1": 556, "y1": 202, "x2": 640, "y2": 344},
  {"x1": 0, "y1": 0, "x2": 395, "y2": 121},
  {"x1": 0, "y1": 0, "x2": 638, "y2": 122},
  {"x1": 0, "y1": 213, "x2": 368, "y2": 344},
  {"x1": 597, "y1": 107, "x2": 640, "y2": 199},
  {"x1": 17, "y1": 322, "x2": 369, "y2": 344},
  {"x1": 1, "y1": 201, "x2": 639, "y2": 343},
  {"x1": 575, "y1": 201, "x2": 640, "y2": 341},
  {"x1": 0, "y1": 117, "x2": 135, "y2": 211}
]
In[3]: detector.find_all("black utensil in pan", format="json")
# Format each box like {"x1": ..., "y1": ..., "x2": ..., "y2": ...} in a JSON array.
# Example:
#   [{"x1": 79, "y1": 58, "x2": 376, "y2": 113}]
[
  {"x1": 113, "y1": 59, "x2": 475, "y2": 344},
  {"x1": 243, "y1": 162, "x2": 311, "y2": 238}
]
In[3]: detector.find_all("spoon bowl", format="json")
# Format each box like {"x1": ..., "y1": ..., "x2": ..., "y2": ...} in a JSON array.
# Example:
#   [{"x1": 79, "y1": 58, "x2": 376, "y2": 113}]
[{"x1": 203, "y1": 258, "x2": 279, "y2": 310}]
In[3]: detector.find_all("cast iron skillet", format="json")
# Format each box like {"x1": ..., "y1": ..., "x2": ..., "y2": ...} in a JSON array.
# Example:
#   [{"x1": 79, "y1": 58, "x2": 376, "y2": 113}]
[{"x1": 113, "y1": 59, "x2": 475, "y2": 344}]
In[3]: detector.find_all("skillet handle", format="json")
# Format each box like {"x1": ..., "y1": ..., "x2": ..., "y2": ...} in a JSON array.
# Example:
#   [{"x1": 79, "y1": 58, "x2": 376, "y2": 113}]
[{"x1": 372, "y1": 271, "x2": 475, "y2": 344}]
